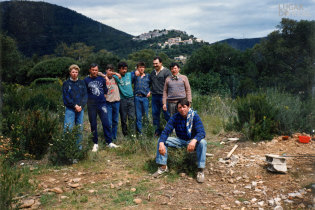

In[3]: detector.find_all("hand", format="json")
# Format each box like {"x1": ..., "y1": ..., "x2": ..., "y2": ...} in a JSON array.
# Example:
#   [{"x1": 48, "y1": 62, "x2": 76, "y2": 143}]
[
  {"x1": 187, "y1": 139, "x2": 197, "y2": 152},
  {"x1": 115, "y1": 72, "x2": 122, "y2": 79},
  {"x1": 162, "y1": 104, "x2": 167, "y2": 111},
  {"x1": 105, "y1": 75, "x2": 109, "y2": 83},
  {"x1": 135, "y1": 70, "x2": 140, "y2": 76},
  {"x1": 146, "y1": 92, "x2": 151, "y2": 97},
  {"x1": 98, "y1": 72, "x2": 106, "y2": 77},
  {"x1": 159, "y1": 142, "x2": 166, "y2": 156},
  {"x1": 74, "y1": 105, "x2": 82, "y2": 112}
]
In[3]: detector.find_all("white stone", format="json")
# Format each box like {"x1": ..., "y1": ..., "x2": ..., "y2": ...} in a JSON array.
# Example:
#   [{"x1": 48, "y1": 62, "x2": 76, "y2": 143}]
[{"x1": 258, "y1": 201, "x2": 265, "y2": 206}]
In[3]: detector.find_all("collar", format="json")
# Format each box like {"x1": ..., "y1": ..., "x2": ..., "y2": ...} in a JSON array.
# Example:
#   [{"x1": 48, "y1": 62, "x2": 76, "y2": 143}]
[
  {"x1": 155, "y1": 66, "x2": 164, "y2": 75},
  {"x1": 171, "y1": 73, "x2": 180, "y2": 80},
  {"x1": 70, "y1": 77, "x2": 78, "y2": 81}
]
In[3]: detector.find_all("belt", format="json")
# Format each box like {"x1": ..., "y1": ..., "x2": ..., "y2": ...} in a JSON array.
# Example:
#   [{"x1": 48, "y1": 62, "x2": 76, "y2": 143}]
[{"x1": 136, "y1": 93, "x2": 146, "y2": 97}]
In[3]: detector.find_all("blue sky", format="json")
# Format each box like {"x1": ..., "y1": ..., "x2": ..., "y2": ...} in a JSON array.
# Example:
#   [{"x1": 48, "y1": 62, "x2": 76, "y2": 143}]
[{"x1": 5, "y1": 0, "x2": 315, "y2": 43}]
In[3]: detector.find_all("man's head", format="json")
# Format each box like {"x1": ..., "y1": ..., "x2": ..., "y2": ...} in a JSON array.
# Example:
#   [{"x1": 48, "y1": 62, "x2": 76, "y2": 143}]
[
  {"x1": 89, "y1": 63, "x2": 99, "y2": 78},
  {"x1": 177, "y1": 98, "x2": 191, "y2": 118},
  {"x1": 106, "y1": 64, "x2": 115, "y2": 78},
  {"x1": 137, "y1": 62, "x2": 146, "y2": 75},
  {"x1": 69, "y1": 64, "x2": 80, "y2": 80},
  {"x1": 170, "y1": 62, "x2": 180, "y2": 76},
  {"x1": 153, "y1": 56, "x2": 163, "y2": 71},
  {"x1": 118, "y1": 62, "x2": 128, "y2": 76}
]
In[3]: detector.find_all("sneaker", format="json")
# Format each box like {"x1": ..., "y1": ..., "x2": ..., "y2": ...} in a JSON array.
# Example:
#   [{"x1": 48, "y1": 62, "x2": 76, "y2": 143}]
[
  {"x1": 197, "y1": 171, "x2": 205, "y2": 183},
  {"x1": 152, "y1": 166, "x2": 169, "y2": 178},
  {"x1": 92, "y1": 144, "x2": 98, "y2": 152},
  {"x1": 108, "y1": 142, "x2": 120, "y2": 148},
  {"x1": 72, "y1": 159, "x2": 78, "y2": 164}
]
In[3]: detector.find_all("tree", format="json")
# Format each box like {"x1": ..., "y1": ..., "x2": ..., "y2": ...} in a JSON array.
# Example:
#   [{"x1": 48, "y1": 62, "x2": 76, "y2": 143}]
[{"x1": 55, "y1": 42, "x2": 94, "y2": 62}]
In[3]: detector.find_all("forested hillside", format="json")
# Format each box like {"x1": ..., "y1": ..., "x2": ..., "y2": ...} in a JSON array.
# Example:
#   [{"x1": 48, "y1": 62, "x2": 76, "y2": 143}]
[{"x1": 0, "y1": 1, "x2": 134, "y2": 57}]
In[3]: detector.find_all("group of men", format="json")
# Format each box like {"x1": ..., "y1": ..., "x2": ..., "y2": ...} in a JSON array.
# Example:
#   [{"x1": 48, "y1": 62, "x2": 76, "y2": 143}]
[{"x1": 62, "y1": 56, "x2": 207, "y2": 183}]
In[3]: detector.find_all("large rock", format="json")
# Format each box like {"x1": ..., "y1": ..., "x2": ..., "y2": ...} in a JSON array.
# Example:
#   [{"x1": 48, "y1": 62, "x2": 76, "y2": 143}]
[{"x1": 265, "y1": 154, "x2": 287, "y2": 173}]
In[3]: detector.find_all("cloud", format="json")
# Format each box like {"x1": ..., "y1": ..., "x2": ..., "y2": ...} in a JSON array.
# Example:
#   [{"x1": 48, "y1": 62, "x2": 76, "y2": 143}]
[{"x1": 3, "y1": 0, "x2": 314, "y2": 43}]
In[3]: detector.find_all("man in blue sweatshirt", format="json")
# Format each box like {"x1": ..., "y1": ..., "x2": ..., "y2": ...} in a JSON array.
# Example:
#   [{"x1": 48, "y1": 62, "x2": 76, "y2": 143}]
[
  {"x1": 152, "y1": 98, "x2": 207, "y2": 183},
  {"x1": 62, "y1": 64, "x2": 87, "y2": 148},
  {"x1": 84, "y1": 63, "x2": 119, "y2": 152}
]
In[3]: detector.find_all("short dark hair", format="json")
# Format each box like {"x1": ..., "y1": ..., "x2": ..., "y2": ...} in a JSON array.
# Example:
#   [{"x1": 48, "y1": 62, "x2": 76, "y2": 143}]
[
  {"x1": 90, "y1": 63, "x2": 98, "y2": 69},
  {"x1": 170, "y1": 62, "x2": 180, "y2": 69},
  {"x1": 153, "y1": 56, "x2": 162, "y2": 63},
  {"x1": 106, "y1": 64, "x2": 115, "y2": 71},
  {"x1": 137, "y1": 62, "x2": 146, "y2": 68},
  {"x1": 118, "y1": 61, "x2": 128, "y2": 69},
  {"x1": 177, "y1": 98, "x2": 190, "y2": 108}
]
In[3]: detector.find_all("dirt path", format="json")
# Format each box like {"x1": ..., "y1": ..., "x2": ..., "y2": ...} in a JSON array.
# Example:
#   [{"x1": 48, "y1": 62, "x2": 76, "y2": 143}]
[{"x1": 20, "y1": 135, "x2": 315, "y2": 209}]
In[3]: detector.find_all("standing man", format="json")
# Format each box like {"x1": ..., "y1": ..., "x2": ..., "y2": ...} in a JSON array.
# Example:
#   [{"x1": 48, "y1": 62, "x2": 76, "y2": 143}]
[
  {"x1": 163, "y1": 62, "x2": 192, "y2": 116},
  {"x1": 62, "y1": 64, "x2": 88, "y2": 149},
  {"x1": 150, "y1": 56, "x2": 172, "y2": 136},
  {"x1": 98, "y1": 64, "x2": 121, "y2": 140},
  {"x1": 134, "y1": 62, "x2": 151, "y2": 134},
  {"x1": 84, "y1": 63, "x2": 119, "y2": 152},
  {"x1": 113, "y1": 62, "x2": 136, "y2": 136},
  {"x1": 153, "y1": 99, "x2": 207, "y2": 183}
]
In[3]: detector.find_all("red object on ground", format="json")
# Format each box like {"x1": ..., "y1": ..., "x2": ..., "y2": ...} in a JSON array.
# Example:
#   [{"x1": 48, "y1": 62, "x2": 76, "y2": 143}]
[{"x1": 298, "y1": 136, "x2": 311, "y2": 143}]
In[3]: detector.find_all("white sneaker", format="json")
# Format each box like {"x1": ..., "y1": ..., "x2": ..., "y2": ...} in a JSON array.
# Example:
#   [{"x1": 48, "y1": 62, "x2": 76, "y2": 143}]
[
  {"x1": 152, "y1": 166, "x2": 169, "y2": 178},
  {"x1": 108, "y1": 142, "x2": 120, "y2": 148},
  {"x1": 92, "y1": 144, "x2": 98, "y2": 152}
]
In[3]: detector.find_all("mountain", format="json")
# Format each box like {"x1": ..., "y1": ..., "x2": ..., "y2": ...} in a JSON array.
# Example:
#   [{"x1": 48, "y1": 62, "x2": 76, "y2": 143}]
[
  {"x1": 215, "y1": 38, "x2": 263, "y2": 51},
  {"x1": 0, "y1": 1, "x2": 136, "y2": 57}
]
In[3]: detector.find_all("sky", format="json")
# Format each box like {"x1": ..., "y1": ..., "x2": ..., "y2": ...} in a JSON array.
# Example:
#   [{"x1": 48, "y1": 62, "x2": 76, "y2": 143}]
[{"x1": 5, "y1": 0, "x2": 315, "y2": 43}]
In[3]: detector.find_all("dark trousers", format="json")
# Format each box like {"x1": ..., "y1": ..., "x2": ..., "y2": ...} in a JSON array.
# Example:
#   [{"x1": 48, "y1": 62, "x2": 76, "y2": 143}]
[
  {"x1": 119, "y1": 97, "x2": 135, "y2": 136},
  {"x1": 152, "y1": 94, "x2": 170, "y2": 135},
  {"x1": 87, "y1": 103, "x2": 112, "y2": 144}
]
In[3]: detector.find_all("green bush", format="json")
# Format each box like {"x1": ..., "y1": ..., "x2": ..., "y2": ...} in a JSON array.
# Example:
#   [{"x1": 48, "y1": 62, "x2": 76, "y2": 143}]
[
  {"x1": 188, "y1": 72, "x2": 229, "y2": 95},
  {"x1": 24, "y1": 94, "x2": 57, "y2": 111},
  {"x1": 3, "y1": 110, "x2": 58, "y2": 160},
  {"x1": 49, "y1": 126, "x2": 88, "y2": 165},
  {"x1": 27, "y1": 57, "x2": 76, "y2": 81},
  {"x1": 30, "y1": 78, "x2": 61, "y2": 87},
  {"x1": 233, "y1": 93, "x2": 277, "y2": 141},
  {"x1": 0, "y1": 159, "x2": 21, "y2": 209}
]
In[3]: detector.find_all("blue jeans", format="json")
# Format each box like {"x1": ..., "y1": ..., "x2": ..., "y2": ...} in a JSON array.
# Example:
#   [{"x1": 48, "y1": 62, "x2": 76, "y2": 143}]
[
  {"x1": 135, "y1": 96, "x2": 149, "y2": 133},
  {"x1": 152, "y1": 94, "x2": 170, "y2": 135},
  {"x1": 87, "y1": 103, "x2": 112, "y2": 144},
  {"x1": 156, "y1": 137, "x2": 207, "y2": 168},
  {"x1": 64, "y1": 107, "x2": 84, "y2": 147},
  {"x1": 106, "y1": 101, "x2": 120, "y2": 140}
]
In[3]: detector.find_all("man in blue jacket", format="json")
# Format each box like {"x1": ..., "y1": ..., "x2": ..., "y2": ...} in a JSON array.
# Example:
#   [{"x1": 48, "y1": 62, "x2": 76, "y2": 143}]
[
  {"x1": 152, "y1": 98, "x2": 207, "y2": 183},
  {"x1": 84, "y1": 63, "x2": 119, "y2": 152},
  {"x1": 62, "y1": 64, "x2": 87, "y2": 149}
]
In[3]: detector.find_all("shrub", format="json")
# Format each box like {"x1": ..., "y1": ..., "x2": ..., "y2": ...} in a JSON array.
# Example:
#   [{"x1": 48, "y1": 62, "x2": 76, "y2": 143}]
[
  {"x1": 0, "y1": 159, "x2": 21, "y2": 209},
  {"x1": 24, "y1": 94, "x2": 57, "y2": 111},
  {"x1": 49, "y1": 126, "x2": 88, "y2": 165},
  {"x1": 3, "y1": 110, "x2": 58, "y2": 160},
  {"x1": 232, "y1": 93, "x2": 277, "y2": 141},
  {"x1": 27, "y1": 57, "x2": 76, "y2": 81},
  {"x1": 188, "y1": 72, "x2": 229, "y2": 95},
  {"x1": 30, "y1": 78, "x2": 61, "y2": 87}
]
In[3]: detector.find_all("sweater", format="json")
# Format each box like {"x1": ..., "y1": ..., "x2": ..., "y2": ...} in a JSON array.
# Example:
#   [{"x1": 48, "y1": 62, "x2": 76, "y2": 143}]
[
  {"x1": 162, "y1": 74, "x2": 192, "y2": 104},
  {"x1": 62, "y1": 79, "x2": 88, "y2": 109},
  {"x1": 158, "y1": 111, "x2": 206, "y2": 143},
  {"x1": 150, "y1": 67, "x2": 172, "y2": 95},
  {"x1": 84, "y1": 76, "x2": 108, "y2": 105}
]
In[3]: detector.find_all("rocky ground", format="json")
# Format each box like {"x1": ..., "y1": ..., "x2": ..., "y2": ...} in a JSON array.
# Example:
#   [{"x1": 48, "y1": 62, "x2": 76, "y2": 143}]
[{"x1": 17, "y1": 134, "x2": 315, "y2": 209}]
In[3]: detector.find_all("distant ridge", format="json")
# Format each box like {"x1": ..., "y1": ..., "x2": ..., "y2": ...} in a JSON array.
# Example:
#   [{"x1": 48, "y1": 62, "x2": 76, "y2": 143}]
[
  {"x1": 0, "y1": 1, "x2": 134, "y2": 56},
  {"x1": 215, "y1": 38, "x2": 264, "y2": 51}
]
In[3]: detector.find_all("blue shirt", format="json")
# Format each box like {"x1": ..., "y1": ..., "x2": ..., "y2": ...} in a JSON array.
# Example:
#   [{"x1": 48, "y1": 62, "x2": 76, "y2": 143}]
[
  {"x1": 113, "y1": 72, "x2": 135, "y2": 99},
  {"x1": 84, "y1": 76, "x2": 108, "y2": 105},
  {"x1": 158, "y1": 111, "x2": 206, "y2": 143},
  {"x1": 134, "y1": 74, "x2": 151, "y2": 96},
  {"x1": 62, "y1": 79, "x2": 88, "y2": 109}
]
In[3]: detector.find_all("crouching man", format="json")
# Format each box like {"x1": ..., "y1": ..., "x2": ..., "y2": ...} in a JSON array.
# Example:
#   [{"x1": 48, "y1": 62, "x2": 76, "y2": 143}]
[{"x1": 153, "y1": 98, "x2": 207, "y2": 183}]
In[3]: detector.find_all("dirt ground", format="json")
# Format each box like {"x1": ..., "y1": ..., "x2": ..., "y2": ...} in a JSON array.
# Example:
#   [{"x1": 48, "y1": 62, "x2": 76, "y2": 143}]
[{"x1": 18, "y1": 134, "x2": 315, "y2": 209}]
